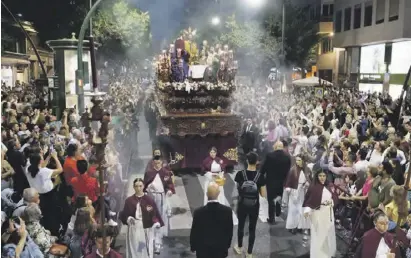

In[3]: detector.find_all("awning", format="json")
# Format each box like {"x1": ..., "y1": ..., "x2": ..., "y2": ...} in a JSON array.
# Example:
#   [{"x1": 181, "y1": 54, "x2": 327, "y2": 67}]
[
  {"x1": 1, "y1": 57, "x2": 30, "y2": 65},
  {"x1": 292, "y1": 76, "x2": 333, "y2": 87}
]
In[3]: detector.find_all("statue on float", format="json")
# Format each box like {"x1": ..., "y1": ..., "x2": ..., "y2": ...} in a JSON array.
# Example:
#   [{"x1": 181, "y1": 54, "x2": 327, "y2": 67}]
[
  {"x1": 183, "y1": 27, "x2": 198, "y2": 65},
  {"x1": 155, "y1": 27, "x2": 238, "y2": 85}
]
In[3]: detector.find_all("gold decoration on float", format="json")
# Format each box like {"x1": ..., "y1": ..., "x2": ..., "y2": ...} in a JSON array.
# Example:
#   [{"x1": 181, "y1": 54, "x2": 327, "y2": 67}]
[
  {"x1": 223, "y1": 148, "x2": 238, "y2": 161},
  {"x1": 175, "y1": 152, "x2": 184, "y2": 161}
]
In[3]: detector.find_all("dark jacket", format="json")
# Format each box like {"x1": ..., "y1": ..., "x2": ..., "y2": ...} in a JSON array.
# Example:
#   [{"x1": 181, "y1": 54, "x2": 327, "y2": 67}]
[
  {"x1": 190, "y1": 202, "x2": 233, "y2": 258},
  {"x1": 260, "y1": 149, "x2": 291, "y2": 197}
]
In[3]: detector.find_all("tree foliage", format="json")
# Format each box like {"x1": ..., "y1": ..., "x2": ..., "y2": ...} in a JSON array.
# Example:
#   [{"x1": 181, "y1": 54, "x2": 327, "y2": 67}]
[
  {"x1": 219, "y1": 14, "x2": 280, "y2": 73},
  {"x1": 263, "y1": 3, "x2": 320, "y2": 68},
  {"x1": 93, "y1": 0, "x2": 151, "y2": 65}
]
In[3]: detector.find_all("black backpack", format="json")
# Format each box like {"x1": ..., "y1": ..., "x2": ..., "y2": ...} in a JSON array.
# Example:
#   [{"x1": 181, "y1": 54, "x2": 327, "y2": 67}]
[{"x1": 239, "y1": 170, "x2": 260, "y2": 208}]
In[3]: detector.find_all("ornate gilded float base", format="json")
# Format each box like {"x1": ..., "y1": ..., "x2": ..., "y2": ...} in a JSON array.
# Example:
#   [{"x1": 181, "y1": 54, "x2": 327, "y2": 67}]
[{"x1": 223, "y1": 148, "x2": 238, "y2": 162}]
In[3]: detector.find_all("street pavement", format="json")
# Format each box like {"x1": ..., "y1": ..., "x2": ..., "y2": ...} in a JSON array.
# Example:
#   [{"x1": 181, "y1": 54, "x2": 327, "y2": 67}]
[{"x1": 116, "y1": 114, "x2": 347, "y2": 257}]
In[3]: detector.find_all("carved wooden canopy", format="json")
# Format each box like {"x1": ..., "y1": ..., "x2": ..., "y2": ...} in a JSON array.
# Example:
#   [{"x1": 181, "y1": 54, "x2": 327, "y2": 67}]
[{"x1": 160, "y1": 113, "x2": 241, "y2": 137}]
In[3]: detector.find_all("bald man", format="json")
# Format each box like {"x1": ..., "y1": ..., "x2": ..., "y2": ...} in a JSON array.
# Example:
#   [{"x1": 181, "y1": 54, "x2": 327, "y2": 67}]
[
  {"x1": 260, "y1": 140, "x2": 291, "y2": 224},
  {"x1": 190, "y1": 182, "x2": 233, "y2": 258}
]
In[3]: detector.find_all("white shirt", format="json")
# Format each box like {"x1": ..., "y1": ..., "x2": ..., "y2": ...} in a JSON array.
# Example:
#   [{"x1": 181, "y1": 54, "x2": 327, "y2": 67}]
[
  {"x1": 368, "y1": 150, "x2": 384, "y2": 167},
  {"x1": 354, "y1": 160, "x2": 369, "y2": 174},
  {"x1": 148, "y1": 173, "x2": 165, "y2": 193},
  {"x1": 210, "y1": 160, "x2": 222, "y2": 173},
  {"x1": 293, "y1": 135, "x2": 308, "y2": 156},
  {"x1": 329, "y1": 128, "x2": 341, "y2": 145},
  {"x1": 375, "y1": 237, "x2": 391, "y2": 258},
  {"x1": 25, "y1": 167, "x2": 55, "y2": 194}
]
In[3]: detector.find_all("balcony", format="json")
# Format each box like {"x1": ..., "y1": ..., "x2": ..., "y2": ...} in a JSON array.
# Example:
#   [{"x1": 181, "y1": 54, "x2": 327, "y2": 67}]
[{"x1": 318, "y1": 21, "x2": 333, "y2": 34}]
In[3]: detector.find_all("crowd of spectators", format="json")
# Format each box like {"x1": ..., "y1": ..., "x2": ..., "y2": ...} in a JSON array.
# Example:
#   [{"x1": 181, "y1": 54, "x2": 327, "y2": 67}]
[
  {"x1": 1, "y1": 80, "x2": 141, "y2": 257},
  {"x1": 232, "y1": 81, "x2": 411, "y2": 255}
]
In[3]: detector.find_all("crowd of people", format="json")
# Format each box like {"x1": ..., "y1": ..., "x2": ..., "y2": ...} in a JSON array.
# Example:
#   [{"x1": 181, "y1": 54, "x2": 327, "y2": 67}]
[
  {"x1": 227, "y1": 82, "x2": 411, "y2": 257},
  {"x1": 1, "y1": 79, "x2": 140, "y2": 257},
  {"x1": 2, "y1": 75, "x2": 411, "y2": 258}
]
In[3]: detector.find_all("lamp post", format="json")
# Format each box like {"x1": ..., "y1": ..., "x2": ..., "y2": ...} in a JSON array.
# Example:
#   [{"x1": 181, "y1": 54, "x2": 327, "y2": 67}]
[
  {"x1": 76, "y1": 1, "x2": 110, "y2": 256},
  {"x1": 76, "y1": 0, "x2": 104, "y2": 113}
]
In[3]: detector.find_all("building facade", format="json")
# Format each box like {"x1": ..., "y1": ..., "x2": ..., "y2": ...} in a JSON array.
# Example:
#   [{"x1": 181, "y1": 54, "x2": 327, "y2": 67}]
[
  {"x1": 333, "y1": 0, "x2": 411, "y2": 99},
  {"x1": 1, "y1": 18, "x2": 54, "y2": 87},
  {"x1": 291, "y1": 0, "x2": 337, "y2": 83},
  {"x1": 316, "y1": 0, "x2": 336, "y2": 83}
]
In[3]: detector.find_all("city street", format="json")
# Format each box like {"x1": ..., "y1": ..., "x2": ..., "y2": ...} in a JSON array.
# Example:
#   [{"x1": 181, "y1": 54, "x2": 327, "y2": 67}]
[{"x1": 115, "y1": 115, "x2": 347, "y2": 257}]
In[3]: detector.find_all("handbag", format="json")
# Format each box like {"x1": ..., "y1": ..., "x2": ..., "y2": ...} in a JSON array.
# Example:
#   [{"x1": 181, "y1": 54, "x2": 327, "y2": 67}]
[{"x1": 49, "y1": 243, "x2": 70, "y2": 257}]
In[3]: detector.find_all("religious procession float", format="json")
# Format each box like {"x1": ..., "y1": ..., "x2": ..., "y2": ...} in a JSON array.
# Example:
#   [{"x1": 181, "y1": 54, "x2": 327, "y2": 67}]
[{"x1": 152, "y1": 27, "x2": 241, "y2": 169}]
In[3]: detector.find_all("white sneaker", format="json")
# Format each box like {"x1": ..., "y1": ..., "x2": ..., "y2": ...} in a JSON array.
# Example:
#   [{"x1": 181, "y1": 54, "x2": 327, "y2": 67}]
[
  {"x1": 109, "y1": 211, "x2": 116, "y2": 216},
  {"x1": 245, "y1": 253, "x2": 253, "y2": 258},
  {"x1": 107, "y1": 219, "x2": 118, "y2": 226},
  {"x1": 233, "y1": 245, "x2": 242, "y2": 254}
]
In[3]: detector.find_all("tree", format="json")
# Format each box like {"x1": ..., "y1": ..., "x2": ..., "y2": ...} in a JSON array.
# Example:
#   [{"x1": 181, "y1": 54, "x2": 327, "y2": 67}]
[
  {"x1": 263, "y1": 3, "x2": 320, "y2": 70},
  {"x1": 219, "y1": 14, "x2": 280, "y2": 75},
  {"x1": 92, "y1": 0, "x2": 151, "y2": 66}
]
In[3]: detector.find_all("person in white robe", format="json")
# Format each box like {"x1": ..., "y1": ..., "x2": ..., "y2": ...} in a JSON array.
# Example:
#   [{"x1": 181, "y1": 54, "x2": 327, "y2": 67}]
[
  {"x1": 284, "y1": 156, "x2": 310, "y2": 233},
  {"x1": 143, "y1": 160, "x2": 175, "y2": 254},
  {"x1": 303, "y1": 170, "x2": 337, "y2": 258},
  {"x1": 201, "y1": 147, "x2": 227, "y2": 206},
  {"x1": 120, "y1": 178, "x2": 163, "y2": 258}
]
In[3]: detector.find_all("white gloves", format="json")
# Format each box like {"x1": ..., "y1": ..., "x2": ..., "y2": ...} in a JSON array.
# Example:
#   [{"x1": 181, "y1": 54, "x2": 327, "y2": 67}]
[{"x1": 152, "y1": 222, "x2": 161, "y2": 228}]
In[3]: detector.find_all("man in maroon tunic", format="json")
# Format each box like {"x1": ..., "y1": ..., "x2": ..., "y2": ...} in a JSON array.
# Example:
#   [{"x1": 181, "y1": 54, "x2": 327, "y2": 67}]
[
  {"x1": 354, "y1": 212, "x2": 397, "y2": 258},
  {"x1": 143, "y1": 159, "x2": 175, "y2": 254},
  {"x1": 119, "y1": 182, "x2": 164, "y2": 229},
  {"x1": 85, "y1": 226, "x2": 122, "y2": 258}
]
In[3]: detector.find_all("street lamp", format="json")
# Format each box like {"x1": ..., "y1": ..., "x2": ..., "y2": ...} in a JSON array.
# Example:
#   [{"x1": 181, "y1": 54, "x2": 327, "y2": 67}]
[
  {"x1": 211, "y1": 16, "x2": 221, "y2": 26},
  {"x1": 244, "y1": 0, "x2": 265, "y2": 8}
]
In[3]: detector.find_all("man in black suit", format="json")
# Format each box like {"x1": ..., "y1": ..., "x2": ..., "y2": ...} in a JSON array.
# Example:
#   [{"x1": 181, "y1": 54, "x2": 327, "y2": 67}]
[
  {"x1": 241, "y1": 118, "x2": 259, "y2": 157},
  {"x1": 190, "y1": 182, "x2": 233, "y2": 258},
  {"x1": 260, "y1": 140, "x2": 291, "y2": 224}
]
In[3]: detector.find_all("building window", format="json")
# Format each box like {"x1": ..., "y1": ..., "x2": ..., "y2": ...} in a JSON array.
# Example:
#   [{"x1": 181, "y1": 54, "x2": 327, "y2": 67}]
[
  {"x1": 353, "y1": 4, "x2": 361, "y2": 29},
  {"x1": 321, "y1": 37, "x2": 333, "y2": 54},
  {"x1": 323, "y1": 4, "x2": 329, "y2": 16},
  {"x1": 364, "y1": 1, "x2": 373, "y2": 27},
  {"x1": 376, "y1": 0, "x2": 385, "y2": 24},
  {"x1": 389, "y1": 0, "x2": 399, "y2": 21},
  {"x1": 335, "y1": 10, "x2": 342, "y2": 33},
  {"x1": 316, "y1": 4, "x2": 321, "y2": 20},
  {"x1": 323, "y1": 4, "x2": 334, "y2": 16},
  {"x1": 344, "y1": 7, "x2": 351, "y2": 31},
  {"x1": 322, "y1": 3, "x2": 334, "y2": 21}
]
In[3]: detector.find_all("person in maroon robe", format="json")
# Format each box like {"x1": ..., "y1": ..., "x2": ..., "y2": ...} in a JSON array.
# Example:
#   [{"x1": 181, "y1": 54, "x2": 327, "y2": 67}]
[
  {"x1": 143, "y1": 158, "x2": 175, "y2": 195},
  {"x1": 144, "y1": 148, "x2": 172, "y2": 173},
  {"x1": 201, "y1": 147, "x2": 228, "y2": 206},
  {"x1": 354, "y1": 211, "x2": 396, "y2": 258},
  {"x1": 284, "y1": 155, "x2": 311, "y2": 233},
  {"x1": 120, "y1": 179, "x2": 165, "y2": 229},
  {"x1": 120, "y1": 178, "x2": 164, "y2": 257},
  {"x1": 201, "y1": 147, "x2": 226, "y2": 173},
  {"x1": 143, "y1": 158, "x2": 175, "y2": 254},
  {"x1": 284, "y1": 155, "x2": 311, "y2": 190},
  {"x1": 303, "y1": 170, "x2": 339, "y2": 258},
  {"x1": 84, "y1": 225, "x2": 122, "y2": 258}
]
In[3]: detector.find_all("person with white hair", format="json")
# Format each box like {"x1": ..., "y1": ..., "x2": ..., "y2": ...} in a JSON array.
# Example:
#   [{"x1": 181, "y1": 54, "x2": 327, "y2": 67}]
[
  {"x1": 12, "y1": 188, "x2": 40, "y2": 217},
  {"x1": 23, "y1": 204, "x2": 57, "y2": 254}
]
